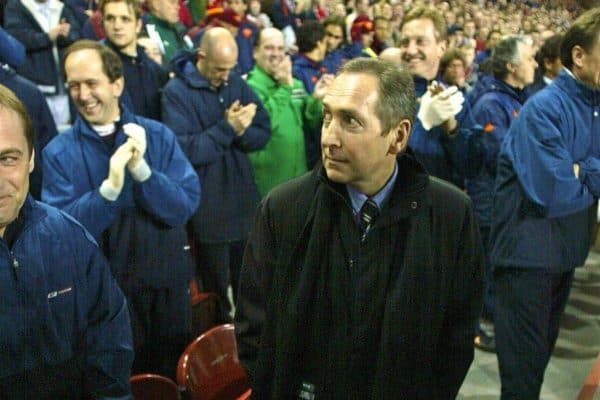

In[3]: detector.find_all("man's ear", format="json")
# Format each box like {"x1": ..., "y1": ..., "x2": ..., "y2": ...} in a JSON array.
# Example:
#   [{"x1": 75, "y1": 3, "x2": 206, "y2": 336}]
[
  {"x1": 388, "y1": 119, "x2": 412, "y2": 155},
  {"x1": 28, "y1": 149, "x2": 35, "y2": 174},
  {"x1": 571, "y1": 45, "x2": 585, "y2": 69}
]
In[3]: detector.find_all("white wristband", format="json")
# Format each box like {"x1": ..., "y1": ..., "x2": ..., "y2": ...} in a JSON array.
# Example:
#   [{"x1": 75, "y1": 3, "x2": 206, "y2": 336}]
[
  {"x1": 99, "y1": 179, "x2": 121, "y2": 201},
  {"x1": 129, "y1": 159, "x2": 152, "y2": 182}
]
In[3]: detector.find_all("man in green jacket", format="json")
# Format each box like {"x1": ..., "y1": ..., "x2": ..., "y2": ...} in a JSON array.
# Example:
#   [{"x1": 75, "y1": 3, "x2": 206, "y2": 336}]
[
  {"x1": 247, "y1": 27, "x2": 333, "y2": 197},
  {"x1": 145, "y1": 0, "x2": 192, "y2": 65}
]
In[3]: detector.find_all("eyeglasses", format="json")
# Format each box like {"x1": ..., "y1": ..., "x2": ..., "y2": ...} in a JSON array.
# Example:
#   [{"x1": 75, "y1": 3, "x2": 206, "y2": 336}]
[{"x1": 326, "y1": 32, "x2": 343, "y2": 40}]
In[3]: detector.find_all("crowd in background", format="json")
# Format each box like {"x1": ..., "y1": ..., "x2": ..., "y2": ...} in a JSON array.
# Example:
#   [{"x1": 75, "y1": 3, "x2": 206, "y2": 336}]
[{"x1": 1, "y1": 0, "x2": 599, "y2": 396}]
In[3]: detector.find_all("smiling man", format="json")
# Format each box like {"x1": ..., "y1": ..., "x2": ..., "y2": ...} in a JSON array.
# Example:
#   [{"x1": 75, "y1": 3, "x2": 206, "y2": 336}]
[
  {"x1": 0, "y1": 84, "x2": 133, "y2": 398},
  {"x1": 235, "y1": 58, "x2": 484, "y2": 398},
  {"x1": 246, "y1": 27, "x2": 331, "y2": 197},
  {"x1": 399, "y1": 6, "x2": 483, "y2": 189},
  {"x1": 41, "y1": 40, "x2": 200, "y2": 378}
]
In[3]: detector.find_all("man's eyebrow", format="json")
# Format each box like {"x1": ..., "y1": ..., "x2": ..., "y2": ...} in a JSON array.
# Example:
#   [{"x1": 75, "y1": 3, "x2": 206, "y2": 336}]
[{"x1": 0, "y1": 148, "x2": 23, "y2": 156}]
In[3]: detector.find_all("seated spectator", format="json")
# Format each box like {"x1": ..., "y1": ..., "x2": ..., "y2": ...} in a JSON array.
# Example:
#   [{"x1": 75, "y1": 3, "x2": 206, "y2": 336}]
[{"x1": 0, "y1": 83, "x2": 133, "y2": 399}]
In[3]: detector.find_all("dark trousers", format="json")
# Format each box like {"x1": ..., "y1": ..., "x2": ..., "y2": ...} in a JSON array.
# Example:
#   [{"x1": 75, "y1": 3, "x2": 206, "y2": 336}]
[
  {"x1": 480, "y1": 226, "x2": 494, "y2": 320},
  {"x1": 195, "y1": 241, "x2": 245, "y2": 323},
  {"x1": 129, "y1": 284, "x2": 191, "y2": 380},
  {"x1": 494, "y1": 267, "x2": 574, "y2": 400}
]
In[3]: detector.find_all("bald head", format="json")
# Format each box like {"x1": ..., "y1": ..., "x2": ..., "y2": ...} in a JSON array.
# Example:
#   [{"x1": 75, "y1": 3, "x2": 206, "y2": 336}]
[
  {"x1": 197, "y1": 27, "x2": 239, "y2": 88},
  {"x1": 254, "y1": 27, "x2": 286, "y2": 77},
  {"x1": 379, "y1": 47, "x2": 403, "y2": 68}
]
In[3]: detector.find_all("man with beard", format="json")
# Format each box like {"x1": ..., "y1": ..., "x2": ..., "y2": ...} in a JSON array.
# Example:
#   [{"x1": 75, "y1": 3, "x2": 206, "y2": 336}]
[
  {"x1": 246, "y1": 27, "x2": 332, "y2": 197},
  {"x1": 101, "y1": 0, "x2": 169, "y2": 121}
]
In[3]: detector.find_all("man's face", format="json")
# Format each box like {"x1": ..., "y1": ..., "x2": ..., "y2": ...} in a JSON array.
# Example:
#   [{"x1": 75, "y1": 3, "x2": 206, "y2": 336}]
[
  {"x1": 0, "y1": 107, "x2": 33, "y2": 236},
  {"x1": 576, "y1": 36, "x2": 600, "y2": 89},
  {"x1": 512, "y1": 42, "x2": 537, "y2": 88},
  {"x1": 150, "y1": 0, "x2": 179, "y2": 24},
  {"x1": 197, "y1": 48, "x2": 238, "y2": 88},
  {"x1": 399, "y1": 18, "x2": 446, "y2": 80},
  {"x1": 487, "y1": 31, "x2": 501, "y2": 50},
  {"x1": 464, "y1": 21, "x2": 476, "y2": 38},
  {"x1": 229, "y1": 0, "x2": 247, "y2": 16},
  {"x1": 325, "y1": 24, "x2": 344, "y2": 52},
  {"x1": 254, "y1": 29, "x2": 285, "y2": 76},
  {"x1": 374, "y1": 19, "x2": 390, "y2": 42},
  {"x1": 103, "y1": 2, "x2": 141, "y2": 54},
  {"x1": 66, "y1": 49, "x2": 124, "y2": 125},
  {"x1": 442, "y1": 58, "x2": 465, "y2": 86},
  {"x1": 321, "y1": 72, "x2": 399, "y2": 195},
  {"x1": 361, "y1": 31, "x2": 374, "y2": 48}
]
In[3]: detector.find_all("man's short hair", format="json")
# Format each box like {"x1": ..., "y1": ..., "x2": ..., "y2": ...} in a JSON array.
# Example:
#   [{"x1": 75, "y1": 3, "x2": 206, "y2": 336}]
[
  {"x1": 64, "y1": 40, "x2": 124, "y2": 83},
  {"x1": 537, "y1": 34, "x2": 563, "y2": 74},
  {"x1": 491, "y1": 35, "x2": 526, "y2": 80},
  {"x1": 560, "y1": 7, "x2": 600, "y2": 70},
  {"x1": 439, "y1": 48, "x2": 466, "y2": 76},
  {"x1": 338, "y1": 58, "x2": 416, "y2": 135},
  {"x1": 323, "y1": 15, "x2": 347, "y2": 43},
  {"x1": 0, "y1": 85, "x2": 34, "y2": 157},
  {"x1": 296, "y1": 20, "x2": 325, "y2": 53},
  {"x1": 402, "y1": 6, "x2": 447, "y2": 42},
  {"x1": 99, "y1": 0, "x2": 142, "y2": 20}
]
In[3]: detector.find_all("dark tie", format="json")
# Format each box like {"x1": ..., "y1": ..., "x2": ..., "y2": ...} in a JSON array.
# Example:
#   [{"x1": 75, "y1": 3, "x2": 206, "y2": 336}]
[{"x1": 359, "y1": 198, "x2": 379, "y2": 242}]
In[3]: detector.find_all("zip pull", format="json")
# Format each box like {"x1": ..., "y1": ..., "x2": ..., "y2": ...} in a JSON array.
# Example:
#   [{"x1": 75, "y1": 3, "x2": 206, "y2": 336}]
[{"x1": 11, "y1": 252, "x2": 19, "y2": 281}]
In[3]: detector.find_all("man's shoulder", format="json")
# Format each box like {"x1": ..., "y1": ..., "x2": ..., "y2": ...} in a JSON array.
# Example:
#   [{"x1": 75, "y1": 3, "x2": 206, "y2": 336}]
[
  {"x1": 43, "y1": 127, "x2": 77, "y2": 156},
  {"x1": 29, "y1": 200, "x2": 99, "y2": 247},
  {"x1": 427, "y1": 176, "x2": 473, "y2": 210},
  {"x1": 263, "y1": 170, "x2": 317, "y2": 212}
]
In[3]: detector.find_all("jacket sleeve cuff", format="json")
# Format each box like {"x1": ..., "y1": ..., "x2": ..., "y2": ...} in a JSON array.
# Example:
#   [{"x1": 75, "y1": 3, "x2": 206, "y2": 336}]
[
  {"x1": 129, "y1": 159, "x2": 152, "y2": 182},
  {"x1": 99, "y1": 180, "x2": 121, "y2": 201}
]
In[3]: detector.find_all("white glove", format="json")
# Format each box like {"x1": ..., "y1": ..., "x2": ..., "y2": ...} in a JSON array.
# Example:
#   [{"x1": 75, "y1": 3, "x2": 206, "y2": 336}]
[
  {"x1": 417, "y1": 86, "x2": 464, "y2": 130},
  {"x1": 123, "y1": 123, "x2": 151, "y2": 182}
]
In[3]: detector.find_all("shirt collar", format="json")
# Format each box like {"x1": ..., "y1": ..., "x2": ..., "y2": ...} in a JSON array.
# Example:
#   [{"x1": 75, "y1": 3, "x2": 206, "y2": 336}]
[{"x1": 346, "y1": 161, "x2": 398, "y2": 217}]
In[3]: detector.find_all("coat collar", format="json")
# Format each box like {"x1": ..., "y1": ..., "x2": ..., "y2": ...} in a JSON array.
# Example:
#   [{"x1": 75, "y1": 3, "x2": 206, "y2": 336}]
[
  {"x1": 318, "y1": 149, "x2": 430, "y2": 221},
  {"x1": 556, "y1": 68, "x2": 600, "y2": 107}
]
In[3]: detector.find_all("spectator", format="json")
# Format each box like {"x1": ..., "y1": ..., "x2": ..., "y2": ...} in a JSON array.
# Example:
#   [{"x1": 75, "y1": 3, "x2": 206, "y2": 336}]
[
  {"x1": 0, "y1": 83, "x2": 133, "y2": 398},
  {"x1": 399, "y1": 6, "x2": 483, "y2": 188},
  {"x1": 489, "y1": 8, "x2": 600, "y2": 399},
  {"x1": 4, "y1": 0, "x2": 82, "y2": 127},
  {"x1": 235, "y1": 57, "x2": 484, "y2": 398},
  {"x1": 162, "y1": 28, "x2": 270, "y2": 323},
  {"x1": 42, "y1": 40, "x2": 200, "y2": 378},
  {"x1": 102, "y1": 0, "x2": 169, "y2": 121},
  {"x1": 292, "y1": 20, "x2": 330, "y2": 94},
  {"x1": 322, "y1": 15, "x2": 349, "y2": 74},
  {"x1": 371, "y1": 16, "x2": 391, "y2": 55},
  {"x1": 349, "y1": 14, "x2": 376, "y2": 57},
  {"x1": 475, "y1": 28, "x2": 502, "y2": 65},
  {"x1": 246, "y1": 0, "x2": 272, "y2": 29},
  {"x1": 439, "y1": 48, "x2": 470, "y2": 91},
  {"x1": 246, "y1": 27, "x2": 331, "y2": 196},
  {"x1": 468, "y1": 35, "x2": 537, "y2": 353},
  {"x1": 527, "y1": 33, "x2": 563, "y2": 95},
  {"x1": 144, "y1": 0, "x2": 193, "y2": 65}
]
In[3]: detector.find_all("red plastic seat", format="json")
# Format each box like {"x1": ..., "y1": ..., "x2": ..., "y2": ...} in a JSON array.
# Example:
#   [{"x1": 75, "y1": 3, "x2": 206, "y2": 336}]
[
  {"x1": 177, "y1": 324, "x2": 251, "y2": 400},
  {"x1": 577, "y1": 351, "x2": 600, "y2": 400},
  {"x1": 130, "y1": 373, "x2": 180, "y2": 400}
]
